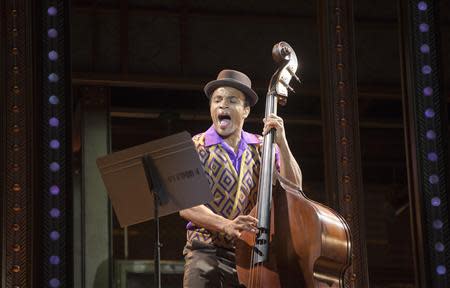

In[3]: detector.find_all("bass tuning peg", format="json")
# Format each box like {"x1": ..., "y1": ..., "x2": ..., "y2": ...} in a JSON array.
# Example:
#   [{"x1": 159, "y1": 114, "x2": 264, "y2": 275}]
[
  {"x1": 280, "y1": 79, "x2": 296, "y2": 93},
  {"x1": 287, "y1": 67, "x2": 302, "y2": 84}
]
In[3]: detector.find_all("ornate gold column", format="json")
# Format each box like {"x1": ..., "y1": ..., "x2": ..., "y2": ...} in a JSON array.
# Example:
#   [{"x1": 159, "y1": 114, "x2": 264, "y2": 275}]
[
  {"x1": 317, "y1": 0, "x2": 370, "y2": 286},
  {"x1": 1, "y1": 0, "x2": 37, "y2": 287}
]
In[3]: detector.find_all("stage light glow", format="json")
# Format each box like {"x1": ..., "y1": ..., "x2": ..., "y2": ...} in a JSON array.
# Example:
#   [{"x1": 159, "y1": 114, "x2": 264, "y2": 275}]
[
  {"x1": 419, "y1": 23, "x2": 429, "y2": 32},
  {"x1": 431, "y1": 197, "x2": 441, "y2": 207},
  {"x1": 48, "y1": 51, "x2": 58, "y2": 61},
  {"x1": 48, "y1": 28, "x2": 58, "y2": 38},
  {"x1": 433, "y1": 220, "x2": 443, "y2": 229},
  {"x1": 420, "y1": 44, "x2": 430, "y2": 53},
  {"x1": 47, "y1": 7, "x2": 57, "y2": 16},
  {"x1": 50, "y1": 255, "x2": 60, "y2": 265},
  {"x1": 418, "y1": 1, "x2": 428, "y2": 11},
  {"x1": 50, "y1": 140, "x2": 60, "y2": 149},
  {"x1": 426, "y1": 130, "x2": 436, "y2": 140},
  {"x1": 48, "y1": 73, "x2": 59, "y2": 83},
  {"x1": 49, "y1": 185, "x2": 60, "y2": 196},
  {"x1": 49, "y1": 278, "x2": 61, "y2": 288},
  {"x1": 50, "y1": 231, "x2": 60, "y2": 241},
  {"x1": 429, "y1": 174, "x2": 439, "y2": 184},
  {"x1": 436, "y1": 265, "x2": 446, "y2": 275},
  {"x1": 50, "y1": 208, "x2": 61, "y2": 218},
  {"x1": 49, "y1": 117, "x2": 59, "y2": 127},
  {"x1": 435, "y1": 242, "x2": 445, "y2": 252},
  {"x1": 49, "y1": 95, "x2": 59, "y2": 105},
  {"x1": 423, "y1": 87, "x2": 433, "y2": 96},
  {"x1": 425, "y1": 108, "x2": 435, "y2": 118},
  {"x1": 427, "y1": 152, "x2": 438, "y2": 162},
  {"x1": 49, "y1": 162, "x2": 60, "y2": 172},
  {"x1": 422, "y1": 65, "x2": 432, "y2": 74}
]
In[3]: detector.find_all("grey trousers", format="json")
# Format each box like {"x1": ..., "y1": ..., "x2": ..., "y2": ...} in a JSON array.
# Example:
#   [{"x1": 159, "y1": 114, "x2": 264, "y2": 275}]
[{"x1": 183, "y1": 240, "x2": 244, "y2": 288}]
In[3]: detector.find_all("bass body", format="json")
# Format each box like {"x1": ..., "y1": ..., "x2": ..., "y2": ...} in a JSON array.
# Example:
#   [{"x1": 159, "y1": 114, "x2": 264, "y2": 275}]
[{"x1": 236, "y1": 174, "x2": 352, "y2": 287}]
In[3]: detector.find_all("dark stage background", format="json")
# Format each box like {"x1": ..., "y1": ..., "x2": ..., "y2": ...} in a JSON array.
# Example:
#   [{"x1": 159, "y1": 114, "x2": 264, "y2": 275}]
[{"x1": 1, "y1": 0, "x2": 449, "y2": 287}]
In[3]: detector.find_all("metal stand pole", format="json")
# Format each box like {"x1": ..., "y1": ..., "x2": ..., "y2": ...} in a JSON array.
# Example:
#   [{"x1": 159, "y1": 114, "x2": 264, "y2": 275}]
[
  {"x1": 142, "y1": 154, "x2": 164, "y2": 288},
  {"x1": 154, "y1": 192, "x2": 161, "y2": 288}
]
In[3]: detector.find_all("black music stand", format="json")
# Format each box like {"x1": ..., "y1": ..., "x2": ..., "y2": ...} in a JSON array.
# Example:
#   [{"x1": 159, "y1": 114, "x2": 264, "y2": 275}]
[{"x1": 96, "y1": 131, "x2": 213, "y2": 288}]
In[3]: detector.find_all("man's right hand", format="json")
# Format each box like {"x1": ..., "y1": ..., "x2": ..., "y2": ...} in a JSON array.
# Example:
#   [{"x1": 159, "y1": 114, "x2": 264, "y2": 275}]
[
  {"x1": 180, "y1": 205, "x2": 259, "y2": 240},
  {"x1": 222, "y1": 215, "x2": 258, "y2": 239}
]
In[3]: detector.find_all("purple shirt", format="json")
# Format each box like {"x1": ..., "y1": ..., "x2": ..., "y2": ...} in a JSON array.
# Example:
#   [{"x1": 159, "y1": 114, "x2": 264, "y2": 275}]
[
  {"x1": 205, "y1": 126, "x2": 257, "y2": 174},
  {"x1": 204, "y1": 126, "x2": 280, "y2": 173}
]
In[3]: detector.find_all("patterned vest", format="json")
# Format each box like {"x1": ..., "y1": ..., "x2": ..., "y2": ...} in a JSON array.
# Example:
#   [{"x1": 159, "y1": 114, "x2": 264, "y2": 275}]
[{"x1": 187, "y1": 132, "x2": 262, "y2": 249}]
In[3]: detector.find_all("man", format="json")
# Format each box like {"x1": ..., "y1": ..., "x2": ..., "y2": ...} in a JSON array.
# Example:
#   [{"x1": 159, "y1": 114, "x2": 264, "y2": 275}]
[{"x1": 180, "y1": 69, "x2": 302, "y2": 287}]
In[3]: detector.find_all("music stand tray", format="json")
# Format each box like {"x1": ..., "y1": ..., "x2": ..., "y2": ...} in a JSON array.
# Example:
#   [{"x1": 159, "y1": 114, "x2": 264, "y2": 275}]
[
  {"x1": 96, "y1": 131, "x2": 212, "y2": 226},
  {"x1": 96, "y1": 131, "x2": 213, "y2": 288}
]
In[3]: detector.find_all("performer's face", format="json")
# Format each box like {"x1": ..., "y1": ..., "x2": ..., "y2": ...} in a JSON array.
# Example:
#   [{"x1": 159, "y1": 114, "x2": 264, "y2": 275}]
[{"x1": 210, "y1": 87, "x2": 250, "y2": 138}]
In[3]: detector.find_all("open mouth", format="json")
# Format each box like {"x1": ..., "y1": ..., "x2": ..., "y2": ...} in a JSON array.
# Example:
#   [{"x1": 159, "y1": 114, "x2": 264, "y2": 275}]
[
  {"x1": 218, "y1": 114, "x2": 231, "y2": 129},
  {"x1": 218, "y1": 115, "x2": 231, "y2": 121}
]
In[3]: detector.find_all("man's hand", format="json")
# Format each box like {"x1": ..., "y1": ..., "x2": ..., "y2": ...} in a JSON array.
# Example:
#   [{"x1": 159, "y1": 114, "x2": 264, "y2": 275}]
[
  {"x1": 263, "y1": 113, "x2": 286, "y2": 146},
  {"x1": 222, "y1": 215, "x2": 258, "y2": 239},
  {"x1": 180, "y1": 205, "x2": 259, "y2": 240},
  {"x1": 262, "y1": 113, "x2": 303, "y2": 189}
]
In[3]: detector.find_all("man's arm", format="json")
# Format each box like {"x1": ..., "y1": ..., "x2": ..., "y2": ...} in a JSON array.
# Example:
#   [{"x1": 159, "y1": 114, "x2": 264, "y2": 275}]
[
  {"x1": 278, "y1": 137, "x2": 303, "y2": 189},
  {"x1": 179, "y1": 204, "x2": 258, "y2": 239},
  {"x1": 263, "y1": 113, "x2": 303, "y2": 189}
]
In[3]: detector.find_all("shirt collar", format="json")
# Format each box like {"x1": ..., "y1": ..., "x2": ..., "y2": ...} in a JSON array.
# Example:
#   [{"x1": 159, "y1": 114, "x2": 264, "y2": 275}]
[{"x1": 204, "y1": 125, "x2": 260, "y2": 147}]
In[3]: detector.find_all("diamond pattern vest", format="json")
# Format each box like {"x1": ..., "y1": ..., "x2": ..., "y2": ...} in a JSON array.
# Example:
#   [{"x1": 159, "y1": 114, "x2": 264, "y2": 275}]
[{"x1": 187, "y1": 132, "x2": 262, "y2": 249}]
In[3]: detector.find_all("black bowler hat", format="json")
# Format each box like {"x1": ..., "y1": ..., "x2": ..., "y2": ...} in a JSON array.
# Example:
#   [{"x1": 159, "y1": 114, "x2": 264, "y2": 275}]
[{"x1": 204, "y1": 69, "x2": 259, "y2": 106}]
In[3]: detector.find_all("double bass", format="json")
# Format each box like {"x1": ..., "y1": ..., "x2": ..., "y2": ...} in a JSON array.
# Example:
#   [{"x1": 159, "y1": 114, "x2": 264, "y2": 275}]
[{"x1": 235, "y1": 42, "x2": 352, "y2": 288}]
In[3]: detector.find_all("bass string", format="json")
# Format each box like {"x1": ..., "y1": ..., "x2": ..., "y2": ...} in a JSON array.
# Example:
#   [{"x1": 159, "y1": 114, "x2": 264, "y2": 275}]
[
  {"x1": 249, "y1": 174, "x2": 261, "y2": 287},
  {"x1": 249, "y1": 221, "x2": 256, "y2": 287},
  {"x1": 250, "y1": 201, "x2": 260, "y2": 287},
  {"x1": 249, "y1": 207, "x2": 266, "y2": 287}
]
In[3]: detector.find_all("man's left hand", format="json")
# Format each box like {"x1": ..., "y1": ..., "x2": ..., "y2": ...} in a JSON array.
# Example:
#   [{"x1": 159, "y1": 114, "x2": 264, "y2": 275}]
[{"x1": 262, "y1": 113, "x2": 286, "y2": 146}]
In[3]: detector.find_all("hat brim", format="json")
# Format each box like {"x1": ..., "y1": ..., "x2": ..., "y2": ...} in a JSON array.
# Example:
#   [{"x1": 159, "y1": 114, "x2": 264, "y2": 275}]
[{"x1": 204, "y1": 78, "x2": 258, "y2": 107}]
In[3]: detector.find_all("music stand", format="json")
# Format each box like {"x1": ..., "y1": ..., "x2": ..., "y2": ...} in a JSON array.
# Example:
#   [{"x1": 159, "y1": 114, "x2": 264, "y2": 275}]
[{"x1": 96, "y1": 131, "x2": 213, "y2": 288}]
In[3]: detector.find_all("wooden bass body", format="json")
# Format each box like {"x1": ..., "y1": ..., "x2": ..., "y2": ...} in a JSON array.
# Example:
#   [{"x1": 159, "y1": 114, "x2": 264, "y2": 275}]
[{"x1": 236, "y1": 174, "x2": 352, "y2": 288}]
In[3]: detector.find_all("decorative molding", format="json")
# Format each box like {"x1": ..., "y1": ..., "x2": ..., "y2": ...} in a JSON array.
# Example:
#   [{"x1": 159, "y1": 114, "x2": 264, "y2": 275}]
[
  {"x1": 399, "y1": 0, "x2": 450, "y2": 286},
  {"x1": 39, "y1": 1, "x2": 71, "y2": 287},
  {"x1": 2, "y1": 0, "x2": 35, "y2": 287},
  {"x1": 318, "y1": 0, "x2": 370, "y2": 287}
]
